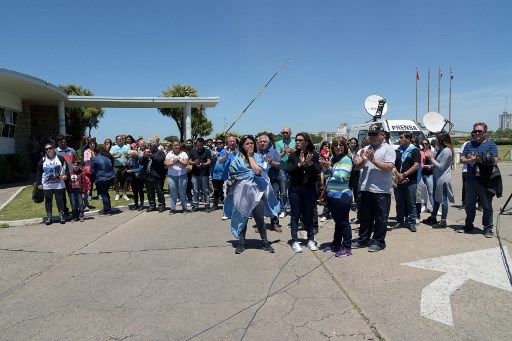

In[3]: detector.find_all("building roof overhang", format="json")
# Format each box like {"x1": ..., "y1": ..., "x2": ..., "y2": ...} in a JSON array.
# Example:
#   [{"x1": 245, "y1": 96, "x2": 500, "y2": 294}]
[
  {"x1": 0, "y1": 68, "x2": 220, "y2": 109},
  {"x1": 66, "y1": 96, "x2": 219, "y2": 108},
  {"x1": 0, "y1": 68, "x2": 68, "y2": 104}
]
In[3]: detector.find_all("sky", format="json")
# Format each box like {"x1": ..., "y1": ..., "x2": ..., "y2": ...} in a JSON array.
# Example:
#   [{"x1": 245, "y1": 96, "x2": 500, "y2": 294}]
[{"x1": 2, "y1": 0, "x2": 511, "y2": 141}]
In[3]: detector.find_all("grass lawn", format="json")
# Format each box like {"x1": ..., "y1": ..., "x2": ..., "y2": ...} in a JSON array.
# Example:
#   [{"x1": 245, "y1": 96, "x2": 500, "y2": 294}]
[
  {"x1": 497, "y1": 145, "x2": 512, "y2": 161},
  {"x1": 0, "y1": 183, "x2": 170, "y2": 221}
]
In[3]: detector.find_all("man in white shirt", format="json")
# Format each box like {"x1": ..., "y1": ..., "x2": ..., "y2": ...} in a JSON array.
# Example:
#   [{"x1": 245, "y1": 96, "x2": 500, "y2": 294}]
[{"x1": 351, "y1": 124, "x2": 396, "y2": 252}]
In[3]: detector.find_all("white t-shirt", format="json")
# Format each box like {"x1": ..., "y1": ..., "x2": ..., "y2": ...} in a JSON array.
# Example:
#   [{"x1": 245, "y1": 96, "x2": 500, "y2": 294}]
[
  {"x1": 41, "y1": 156, "x2": 66, "y2": 190},
  {"x1": 358, "y1": 142, "x2": 396, "y2": 194},
  {"x1": 460, "y1": 141, "x2": 469, "y2": 172},
  {"x1": 165, "y1": 151, "x2": 189, "y2": 177}
]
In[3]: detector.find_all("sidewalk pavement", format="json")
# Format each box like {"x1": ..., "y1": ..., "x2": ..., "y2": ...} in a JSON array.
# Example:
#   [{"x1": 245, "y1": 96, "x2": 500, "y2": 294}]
[
  {"x1": 0, "y1": 166, "x2": 511, "y2": 340},
  {"x1": 0, "y1": 181, "x2": 30, "y2": 211}
]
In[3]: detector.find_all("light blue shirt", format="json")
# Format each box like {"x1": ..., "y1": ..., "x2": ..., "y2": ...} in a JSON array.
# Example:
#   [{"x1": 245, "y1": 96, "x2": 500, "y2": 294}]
[
  {"x1": 275, "y1": 138, "x2": 296, "y2": 171},
  {"x1": 110, "y1": 144, "x2": 130, "y2": 167}
]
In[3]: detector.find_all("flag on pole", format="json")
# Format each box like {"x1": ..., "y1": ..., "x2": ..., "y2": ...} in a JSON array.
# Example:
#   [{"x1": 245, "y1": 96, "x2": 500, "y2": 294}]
[
  {"x1": 450, "y1": 71, "x2": 454, "y2": 79},
  {"x1": 439, "y1": 68, "x2": 443, "y2": 79},
  {"x1": 416, "y1": 68, "x2": 420, "y2": 80}
]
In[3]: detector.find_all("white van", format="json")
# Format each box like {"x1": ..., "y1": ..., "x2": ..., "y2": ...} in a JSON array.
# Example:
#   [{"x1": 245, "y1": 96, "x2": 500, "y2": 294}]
[{"x1": 348, "y1": 119, "x2": 426, "y2": 149}]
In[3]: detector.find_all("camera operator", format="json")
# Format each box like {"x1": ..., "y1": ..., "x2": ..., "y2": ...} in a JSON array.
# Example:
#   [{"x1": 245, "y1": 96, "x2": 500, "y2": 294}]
[{"x1": 459, "y1": 122, "x2": 499, "y2": 237}]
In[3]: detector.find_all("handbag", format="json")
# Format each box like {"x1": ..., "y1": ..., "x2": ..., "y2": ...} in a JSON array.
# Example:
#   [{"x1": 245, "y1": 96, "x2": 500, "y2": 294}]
[{"x1": 32, "y1": 183, "x2": 44, "y2": 203}]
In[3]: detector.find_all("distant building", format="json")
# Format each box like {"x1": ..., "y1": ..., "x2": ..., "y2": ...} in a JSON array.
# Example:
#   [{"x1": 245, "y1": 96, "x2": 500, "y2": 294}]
[
  {"x1": 499, "y1": 111, "x2": 512, "y2": 130},
  {"x1": 317, "y1": 131, "x2": 338, "y2": 143}
]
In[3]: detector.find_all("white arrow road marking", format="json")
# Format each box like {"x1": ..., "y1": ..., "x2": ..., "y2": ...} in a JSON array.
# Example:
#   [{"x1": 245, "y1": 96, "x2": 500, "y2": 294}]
[{"x1": 402, "y1": 247, "x2": 512, "y2": 326}]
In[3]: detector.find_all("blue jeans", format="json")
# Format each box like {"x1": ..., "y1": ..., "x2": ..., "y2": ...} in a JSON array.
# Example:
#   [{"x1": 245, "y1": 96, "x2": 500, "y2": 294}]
[
  {"x1": 327, "y1": 194, "x2": 352, "y2": 248},
  {"x1": 69, "y1": 189, "x2": 84, "y2": 217},
  {"x1": 192, "y1": 175, "x2": 210, "y2": 208},
  {"x1": 96, "y1": 179, "x2": 113, "y2": 213},
  {"x1": 279, "y1": 169, "x2": 290, "y2": 212},
  {"x1": 464, "y1": 179, "x2": 494, "y2": 230},
  {"x1": 357, "y1": 191, "x2": 391, "y2": 248},
  {"x1": 168, "y1": 174, "x2": 188, "y2": 211},
  {"x1": 236, "y1": 199, "x2": 268, "y2": 244},
  {"x1": 422, "y1": 175, "x2": 434, "y2": 208},
  {"x1": 394, "y1": 183, "x2": 418, "y2": 227},
  {"x1": 289, "y1": 185, "x2": 315, "y2": 242},
  {"x1": 432, "y1": 181, "x2": 448, "y2": 220}
]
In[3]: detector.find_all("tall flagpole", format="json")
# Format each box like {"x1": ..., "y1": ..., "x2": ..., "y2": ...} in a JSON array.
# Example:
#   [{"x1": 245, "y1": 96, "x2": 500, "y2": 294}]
[
  {"x1": 437, "y1": 67, "x2": 442, "y2": 113},
  {"x1": 427, "y1": 67, "x2": 431, "y2": 112},
  {"x1": 416, "y1": 67, "x2": 419, "y2": 122},
  {"x1": 449, "y1": 67, "x2": 453, "y2": 129}
]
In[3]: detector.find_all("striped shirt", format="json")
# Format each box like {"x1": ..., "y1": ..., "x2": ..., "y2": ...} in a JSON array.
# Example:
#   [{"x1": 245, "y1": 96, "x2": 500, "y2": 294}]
[{"x1": 325, "y1": 155, "x2": 353, "y2": 197}]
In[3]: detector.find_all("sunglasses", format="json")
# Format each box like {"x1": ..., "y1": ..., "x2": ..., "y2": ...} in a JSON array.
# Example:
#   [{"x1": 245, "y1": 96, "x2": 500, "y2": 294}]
[
  {"x1": 368, "y1": 132, "x2": 378, "y2": 137},
  {"x1": 281, "y1": 132, "x2": 290, "y2": 134},
  {"x1": 215, "y1": 141, "x2": 224, "y2": 144},
  {"x1": 472, "y1": 129, "x2": 483, "y2": 134},
  {"x1": 45, "y1": 147, "x2": 54, "y2": 150}
]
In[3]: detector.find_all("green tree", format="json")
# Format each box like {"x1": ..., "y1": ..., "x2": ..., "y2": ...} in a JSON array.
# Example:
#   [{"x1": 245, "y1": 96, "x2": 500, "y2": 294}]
[
  {"x1": 159, "y1": 84, "x2": 213, "y2": 141},
  {"x1": 309, "y1": 133, "x2": 323, "y2": 145},
  {"x1": 59, "y1": 84, "x2": 104, "y2": 146},
  {"x1": 213, "y1": 131, "x2": 242, "y2": 142},
  {"x1": 164, "y1": 135, "x2": 179, "y2": 143},
  {"x1": 192, "y1": 109, "x2": 213, "y2": 139}
]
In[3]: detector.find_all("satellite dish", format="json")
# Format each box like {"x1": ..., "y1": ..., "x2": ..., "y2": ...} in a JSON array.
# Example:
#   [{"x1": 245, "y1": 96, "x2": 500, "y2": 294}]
[
  {"x1": 423, "y1": 112, "x2": 446, "y2": 133},
  {"x1": 364, "y1": 95, "x2": 388, "y2": 117}
]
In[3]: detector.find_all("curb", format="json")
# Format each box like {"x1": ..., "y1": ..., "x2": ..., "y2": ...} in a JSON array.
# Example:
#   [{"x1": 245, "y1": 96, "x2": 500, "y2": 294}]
[
  {"x1": 1, "y1": 204, "x2": 132, "y2": 227},
  {"x1": 0, "y1": 194, "x2": 176, "y2": 228}
]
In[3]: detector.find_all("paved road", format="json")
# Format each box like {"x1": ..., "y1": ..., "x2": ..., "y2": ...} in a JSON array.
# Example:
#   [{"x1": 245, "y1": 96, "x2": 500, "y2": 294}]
[{"x1": 0, "y1": 165, "x2": 511, "y2": 340}]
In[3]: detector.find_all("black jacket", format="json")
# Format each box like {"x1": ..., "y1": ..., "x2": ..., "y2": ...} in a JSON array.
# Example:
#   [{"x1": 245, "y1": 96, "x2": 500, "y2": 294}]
[
  {"x1": 142, "y1": 150, "x2": 166, "y2": 179},
  {"x1": 287, "y1": 150, "x2": 321, "y2": 188},
  {"x1": 475, "y1": 151, "x2": 503, "y2": 198}
]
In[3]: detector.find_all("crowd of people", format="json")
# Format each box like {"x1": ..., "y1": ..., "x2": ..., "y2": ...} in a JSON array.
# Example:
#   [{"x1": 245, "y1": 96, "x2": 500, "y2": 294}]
[{"x1": 35, "y1": 120, "x2": 501, "y2": 255}]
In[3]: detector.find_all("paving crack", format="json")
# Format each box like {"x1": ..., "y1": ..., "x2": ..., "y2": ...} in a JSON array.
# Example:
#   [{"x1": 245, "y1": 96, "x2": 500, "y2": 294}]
[
  {"x1": 0, "y1": 214, "x2": 143, "y2": 302},
  {"x1": 312, "y1": 252, "x2": 385, "y2": 341},
  {"x1": 74, "y1": 244, "x2": 231, "y2": 256},
  {"x1": 0, "y1": 248, "x2": 64, "y2": 255}
]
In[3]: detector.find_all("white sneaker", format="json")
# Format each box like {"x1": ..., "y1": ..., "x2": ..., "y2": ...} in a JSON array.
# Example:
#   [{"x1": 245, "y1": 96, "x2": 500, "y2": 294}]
[
  {"x1": 115, "y1": 195, "x2": 120, "y2": 201},
  {"x1": 279, "y1": 212, "x2": 286, "y2": 218},
  {"x1": 415, "y1": 218, "x2": 421, "y2": 224},
  {"x1": 437, "y1": 210, "x2": 442, "y2": 216},
  {"x1": 122, "y1": 194, "x2": 130, "y2": 201},
  {"x1": 307, "y1": 240, "x2": 318, "y2": 251},
  {"x1": 221, "y1": 215, "x2": 229, "y2": 221},
  {"x1": 292, "y1": 241, "x2": 302, "y2": 253},
  {"x1": 320, "y1": 216, "x2": 327, "y2": 222},
  {"x1": 421, "y1": 205, "x2": 427, "y2": 213}
]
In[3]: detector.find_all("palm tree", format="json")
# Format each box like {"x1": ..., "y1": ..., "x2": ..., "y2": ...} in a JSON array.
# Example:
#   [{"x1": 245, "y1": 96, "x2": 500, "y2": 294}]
[{"x1": 159, "y1": 84, "x2": 212, "y2": 141}]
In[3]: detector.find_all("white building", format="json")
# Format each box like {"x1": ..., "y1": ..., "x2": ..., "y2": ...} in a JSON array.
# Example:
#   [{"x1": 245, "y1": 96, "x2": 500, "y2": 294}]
[
  {"x1": 0, "y1": 68, "x2": 219, "y2": 156},
  {"x1": 499, "y1": 111, "x2": 512, "y2": 130}
]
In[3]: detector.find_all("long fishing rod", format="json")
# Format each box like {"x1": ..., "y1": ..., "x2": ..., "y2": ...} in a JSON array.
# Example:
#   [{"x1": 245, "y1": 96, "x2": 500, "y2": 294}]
[{"x1": 225, "y1": 59, "x2": 289, "y2": 134}]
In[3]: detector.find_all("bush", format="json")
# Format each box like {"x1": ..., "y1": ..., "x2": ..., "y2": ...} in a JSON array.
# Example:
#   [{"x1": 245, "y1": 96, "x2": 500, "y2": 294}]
[
  {"x1": 492, "y1": 138, "x2": 512, "y2": 145},
  {"x1": 0, "y1": 154, "x2": 30, "y2": 184}
]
